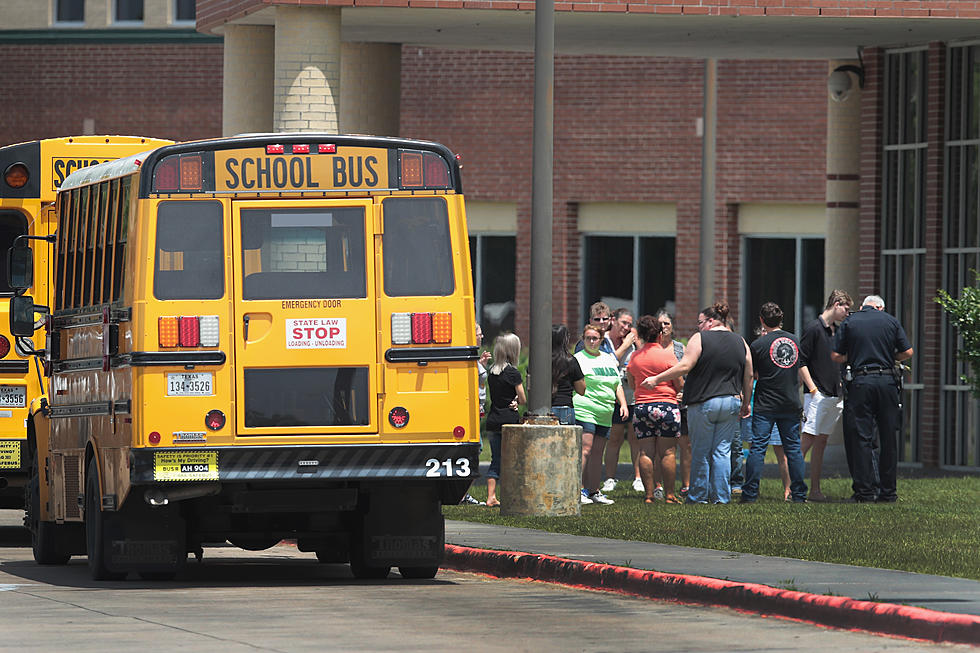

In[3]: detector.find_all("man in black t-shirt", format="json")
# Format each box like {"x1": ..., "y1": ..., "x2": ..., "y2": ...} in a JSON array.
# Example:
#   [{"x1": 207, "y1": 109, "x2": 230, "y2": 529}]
[
  {"x1": 741, "y1": 302, "x2": 808, "y2": 503},
  {"x1": 798, "y1": 289, "x2": 852, "y2": 502}
]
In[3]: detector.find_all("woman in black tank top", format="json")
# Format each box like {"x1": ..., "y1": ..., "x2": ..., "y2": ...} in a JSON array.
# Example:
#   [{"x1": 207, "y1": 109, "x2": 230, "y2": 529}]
[{"x1": 639, "y1": 303, "x2": 752, "y2": 504}]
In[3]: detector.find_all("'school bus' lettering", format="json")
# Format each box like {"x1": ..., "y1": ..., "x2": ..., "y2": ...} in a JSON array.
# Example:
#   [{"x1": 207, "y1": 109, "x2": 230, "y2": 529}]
[
  {"x1": 216, "y1": 147, "x2": 387, "y2": 191},
  {"x1": 13, "y1": 134, "x2": 479, "y2": 581},
  {"x1": 51, "y1": 157, "x2": 114, "y2": 189}
]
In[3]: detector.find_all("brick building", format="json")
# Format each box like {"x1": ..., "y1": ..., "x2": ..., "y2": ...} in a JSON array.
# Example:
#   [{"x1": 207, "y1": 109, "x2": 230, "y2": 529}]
[{"x1": 4, "y1": 0, "x2": 980, "y2": 470}]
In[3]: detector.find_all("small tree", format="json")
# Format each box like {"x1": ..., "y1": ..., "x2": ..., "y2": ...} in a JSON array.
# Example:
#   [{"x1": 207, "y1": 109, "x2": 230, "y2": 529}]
[{"x1": 936, "y1": 271, "x2": 980, "y2": 397}]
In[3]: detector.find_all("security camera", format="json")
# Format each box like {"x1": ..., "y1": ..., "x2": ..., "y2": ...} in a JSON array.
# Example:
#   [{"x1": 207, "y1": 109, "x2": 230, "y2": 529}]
[{"x1": 828, "y1": 69, "x2": 852, "y2": 102}]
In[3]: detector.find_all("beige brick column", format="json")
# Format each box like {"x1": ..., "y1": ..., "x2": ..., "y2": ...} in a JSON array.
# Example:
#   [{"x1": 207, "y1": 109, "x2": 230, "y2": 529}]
[
  {"x1": 274, "y1": 6, "x2": 341, "y2": 132},
  {"x1": 823, "y1": 59, "x2": 863, "y2": 469},
  {"x1": 825, "y1": 59, "x2": 862, "y2": 299},
  {"x1": 222, "y1": 24, "x2": 275, "y2": 136},
  {"x1": 340, "y1": 43, "x2": 401, "y2": 136}
]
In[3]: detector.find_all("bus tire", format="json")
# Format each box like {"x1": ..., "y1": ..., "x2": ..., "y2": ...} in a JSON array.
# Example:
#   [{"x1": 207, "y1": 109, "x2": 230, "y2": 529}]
[
  {"x1": 26, "y1": 456, "x2": 70, "y2": 566},
  {"x1": 85, "y1": 459, "x2": 125, "y2": 581},
  {"x1": 398, "y1": 565, "x2": 438, "y2": 580},
  {"x1": 349, "y1": 544, "x2": 390, "y2": 579}
]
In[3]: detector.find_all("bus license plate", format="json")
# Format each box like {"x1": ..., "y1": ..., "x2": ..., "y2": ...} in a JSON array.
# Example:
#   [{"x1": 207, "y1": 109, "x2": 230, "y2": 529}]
[
  {"x1": 167, "y1": 373, "x2": 213, "y2": 397},
  {"x1": 0, "y1": 386, "x2": 26, "y2": 408}
]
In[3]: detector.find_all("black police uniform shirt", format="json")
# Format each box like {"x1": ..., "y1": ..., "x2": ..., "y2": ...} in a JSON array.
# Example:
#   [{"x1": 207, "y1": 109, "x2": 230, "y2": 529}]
[
  {"x1": 833, "y1": 306, "x2": 912, "y2": 371},
  {"x1": 750, "y1": 329, "x2": 802, "y2": 415},
  {"x1": 799, "y1": 315, "x2": 841, "y2": 397}
]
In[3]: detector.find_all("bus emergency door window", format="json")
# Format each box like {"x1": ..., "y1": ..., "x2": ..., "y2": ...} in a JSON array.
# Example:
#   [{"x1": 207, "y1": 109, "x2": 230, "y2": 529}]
[
  {"x1": 0, "y1": 210, "x2": 28, "y2": 295},
  {"x1": 154, "y1": 200, "x2": 224, "y2": 300},
  {"x1": 240, "y1": 208, "x2": 366, "y2": 300},
  {"x1": 381, "y1": 197, "x2": 454, "y2": 297}
]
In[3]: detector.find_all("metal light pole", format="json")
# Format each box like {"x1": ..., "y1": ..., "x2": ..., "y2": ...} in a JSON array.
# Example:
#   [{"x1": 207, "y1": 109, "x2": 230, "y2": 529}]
[{"x1": 528, "y1": 0, "x2": 554, "y2": 414}]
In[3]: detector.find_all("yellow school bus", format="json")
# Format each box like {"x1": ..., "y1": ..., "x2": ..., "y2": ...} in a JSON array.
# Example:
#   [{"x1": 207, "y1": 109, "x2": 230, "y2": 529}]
[
  {"x1": 9, "y1": 133, "x2": 480, "y2": 580},
  {"x1": 0, "y1": 136, "x2": 171, "y2": 509}
]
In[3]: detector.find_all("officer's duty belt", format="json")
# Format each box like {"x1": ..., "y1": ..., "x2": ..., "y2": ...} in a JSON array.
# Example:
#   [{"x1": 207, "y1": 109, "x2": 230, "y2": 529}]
[{"x1": 854, "y1": 366, "x2": 890, "y2": 376}]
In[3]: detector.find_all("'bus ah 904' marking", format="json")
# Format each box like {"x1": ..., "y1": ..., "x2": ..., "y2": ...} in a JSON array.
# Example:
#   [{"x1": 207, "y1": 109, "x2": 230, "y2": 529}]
[{"x1": 221, "y1": 155, "x2": 380, "y2": 190}]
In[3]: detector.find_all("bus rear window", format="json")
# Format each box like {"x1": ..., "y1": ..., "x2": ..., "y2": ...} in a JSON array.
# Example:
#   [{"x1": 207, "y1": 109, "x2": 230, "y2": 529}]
[
  {"x1": 154, "y1": 200, "x2": 224, "y2": 300},
  {"x1": 382, "y1": 197, "x2": 454, "y2": 297},
  {"x1": 240, "y1": 207, "x2": 366, "y2": 300},
  {"x1": 0, "y1": 210, "x2": 28, "y2": 295}
]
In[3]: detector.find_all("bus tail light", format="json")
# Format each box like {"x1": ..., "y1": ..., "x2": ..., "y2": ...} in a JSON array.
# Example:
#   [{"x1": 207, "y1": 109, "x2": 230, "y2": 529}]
[
  {"x1": 391, "y1": 312, "x2": 452, "y2": 345},
  {"x1": 159, "y1": 315, "x2": 220, "y2": 348},
  {"x1": 453, "y1": 426, "x2": 465, "y2": 440},
  {"x1": 411, "y1": 313, "x2": 432, "y2": 344},
  {"x1": 178, "y1": 316, "x2": 200, "y2": 347},
  {"x1": 159, "y1": 317, "x2": 179, "y2": 347},
  {"x1": 399, "y1": 150, "x2": 452, "y2": 189},
  {"x1": 432, "y1": 312, "x2": 452, "y2": 343},
  {"x1": 391, "y1": 313, "x2": 412, "y2": 345},
  {"x1": 0, "y1": 335, "x2": 9, "y2": 358}
]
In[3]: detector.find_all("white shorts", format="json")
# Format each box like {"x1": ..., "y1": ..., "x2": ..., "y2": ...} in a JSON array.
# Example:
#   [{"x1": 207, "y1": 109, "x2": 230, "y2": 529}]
[{"x1": 802, "y1": 390, "x2": 843, "y2": 436}]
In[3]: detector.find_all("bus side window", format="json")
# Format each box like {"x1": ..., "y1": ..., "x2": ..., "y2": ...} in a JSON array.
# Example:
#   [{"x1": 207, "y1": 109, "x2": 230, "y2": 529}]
[
  {"x1": 154, "y1": 200, "x2": 224, "y2": 300},
  {"x1": 0, "y1": 210, "x2": 28, "y2": 295},
  {"x1": 381, "y1": 197, "x2": 454, "y2": 297}
]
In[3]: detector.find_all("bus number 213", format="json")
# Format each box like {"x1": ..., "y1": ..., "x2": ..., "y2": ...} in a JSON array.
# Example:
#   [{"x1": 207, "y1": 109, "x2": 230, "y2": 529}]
[{"x1": 424, "y1": 458, "x2": 471, "y2": 477}]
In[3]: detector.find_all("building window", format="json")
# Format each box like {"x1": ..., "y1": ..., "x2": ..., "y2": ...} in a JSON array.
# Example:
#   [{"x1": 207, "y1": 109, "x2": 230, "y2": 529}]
[
  {"x1": 55, "y1": 0, "x2": 84, "y2": 23},
  {"x1": 742, "y1": 236, "x2": 824, "y2": 338},
  {"x1": 882, "y1": 48, "x2": 927, "y2": 465},
  {"x1": 174, "y1": 0, "x2": 195, "y2": 22},
  {"x1": 114, "y1": 0, "x2": 144, "y2": 22},
  {"x1": 942, "y1": 45, "x2": 980, "y2": 469},
  {"x1": 469, "y1": 234, "x2": 515, "y2": 344},
  {"x1": 581, "y1": 235, "x2": 675, "y2": 324}
]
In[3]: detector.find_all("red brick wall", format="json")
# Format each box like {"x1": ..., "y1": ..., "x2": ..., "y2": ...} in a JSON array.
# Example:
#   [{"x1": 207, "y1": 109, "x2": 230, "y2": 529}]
[
  {"x1": 400, "y1": 48, "x2": 827, "y2": 336},
  {"x1": 0, "y1": 43, "x2": 223, "y2": 146}
]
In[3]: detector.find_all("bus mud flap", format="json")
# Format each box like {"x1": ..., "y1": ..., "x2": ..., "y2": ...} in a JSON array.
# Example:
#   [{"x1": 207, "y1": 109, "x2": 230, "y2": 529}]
[
  {"x1": 358, "y1": 485, "x2": 444, "y2": 568},
  {"x1": 104, "y1": 495, "x2": 187, "y2": 574}
]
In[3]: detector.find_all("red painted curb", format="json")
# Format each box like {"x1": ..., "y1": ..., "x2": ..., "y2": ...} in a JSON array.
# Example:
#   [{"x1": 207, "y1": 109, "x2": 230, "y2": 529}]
[{"x1": 443, "y1": 544, "x2": 980, "y2": 645}]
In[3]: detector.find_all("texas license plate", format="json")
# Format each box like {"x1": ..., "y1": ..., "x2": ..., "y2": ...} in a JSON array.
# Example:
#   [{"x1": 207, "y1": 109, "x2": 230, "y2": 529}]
[
  {"x1": 167, "y1": 373, "x2": 213, "y2": 397},
  {"x1": 0, "y1": 385, "x2": 26, "y2": 408}
]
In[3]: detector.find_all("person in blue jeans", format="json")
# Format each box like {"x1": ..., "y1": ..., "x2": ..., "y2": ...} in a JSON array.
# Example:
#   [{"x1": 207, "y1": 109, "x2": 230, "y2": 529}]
[
  {"x1": 741, "y1": 302, "x2": 808, "y2": 503},
  {"x1": 641, "y1": 303, "x2": 752, "y2": 504}
]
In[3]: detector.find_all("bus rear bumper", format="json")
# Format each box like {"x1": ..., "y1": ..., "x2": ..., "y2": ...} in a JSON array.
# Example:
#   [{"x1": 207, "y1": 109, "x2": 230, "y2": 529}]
[{"x1": 130, "y1": 442, "x2": 480, "y2": 488}]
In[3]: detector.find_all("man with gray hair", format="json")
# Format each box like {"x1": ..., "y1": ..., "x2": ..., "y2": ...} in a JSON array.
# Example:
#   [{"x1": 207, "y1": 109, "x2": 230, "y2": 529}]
[{"x1": 831, "y1": 295, "x2": 913, "y2": 503}]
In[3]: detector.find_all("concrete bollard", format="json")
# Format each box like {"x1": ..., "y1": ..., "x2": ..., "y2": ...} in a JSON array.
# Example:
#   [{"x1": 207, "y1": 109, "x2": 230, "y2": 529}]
[{"x1": 499, "y1": 415, "x2": 582, "y2": 517}]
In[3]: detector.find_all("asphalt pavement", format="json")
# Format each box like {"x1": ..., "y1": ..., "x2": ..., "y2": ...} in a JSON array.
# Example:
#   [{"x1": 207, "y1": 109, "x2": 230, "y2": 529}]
[{"x1": 444, "y1": 462, "x2": 980, "y2": 645}]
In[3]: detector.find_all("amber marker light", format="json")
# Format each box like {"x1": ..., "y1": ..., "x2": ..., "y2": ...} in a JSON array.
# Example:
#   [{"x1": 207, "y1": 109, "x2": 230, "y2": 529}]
[{"x1": 3, "y1": 163, "x2": 29, "y2": 189}]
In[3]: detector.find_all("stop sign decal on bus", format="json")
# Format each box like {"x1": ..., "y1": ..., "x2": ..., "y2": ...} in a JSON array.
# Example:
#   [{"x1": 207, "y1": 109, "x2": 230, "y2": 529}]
[{"x1": 286, "y1": 318, "x2": 347, "y2": 349}]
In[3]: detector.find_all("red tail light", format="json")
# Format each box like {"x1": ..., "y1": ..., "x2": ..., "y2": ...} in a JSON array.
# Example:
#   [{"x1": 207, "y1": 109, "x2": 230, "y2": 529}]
[
  {"x1": 178, "y1": 316, "x2": 200, "y2": 347},
  {"x1": 205, "y1": 410, "x2": 225, "y2": 431},
  {"x1": 411, "y1": 313, "x2": 433, "y2": 344},
  {"x1": 0, "y1": 335, "x2": 9, "y2": 358}
]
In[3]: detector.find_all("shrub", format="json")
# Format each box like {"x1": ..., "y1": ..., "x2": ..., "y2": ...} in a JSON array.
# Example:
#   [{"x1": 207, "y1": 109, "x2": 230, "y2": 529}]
[{"x1": 936, "y1": 271, "x2": 980, "y2": 397}]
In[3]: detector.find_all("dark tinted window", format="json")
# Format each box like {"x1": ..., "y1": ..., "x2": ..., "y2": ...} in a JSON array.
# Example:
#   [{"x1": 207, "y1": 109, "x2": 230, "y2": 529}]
[
  {"x1": 115, "y1": 0, "x2": 143, "y2": 21},
  {"x1": 243, "y1": 367, "x2": 369, "y2": 428},
  {"x1": 154, "y1": 200, "x2": 224, "y2": 300},
  {"x1": 241, "y1": 207, "x2": 366, "y2": 300},
  {"x1": 382, "y1": 197, "x2": 454, "y2": 296},
  {"x1": 56, "y1": 0, "x2": 84, "y2": 22},
  {"x1": 175, "y1": 0, "x2": 195, "y2": 21},
  {"x1": 0, "y1": 210, "x2": 28, "y2": 295}
]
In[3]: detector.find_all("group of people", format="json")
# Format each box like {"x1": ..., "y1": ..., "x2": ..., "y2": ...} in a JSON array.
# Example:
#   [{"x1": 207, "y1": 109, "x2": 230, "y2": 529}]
[{"x1": 474, "y1": 289, "x2": 913, "y2": 507}]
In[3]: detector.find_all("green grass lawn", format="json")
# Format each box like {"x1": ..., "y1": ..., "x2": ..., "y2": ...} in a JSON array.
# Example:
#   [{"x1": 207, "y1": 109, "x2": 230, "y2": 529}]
[{"x1": 445, "y1": 475, "x2": 980, "y2": 581}]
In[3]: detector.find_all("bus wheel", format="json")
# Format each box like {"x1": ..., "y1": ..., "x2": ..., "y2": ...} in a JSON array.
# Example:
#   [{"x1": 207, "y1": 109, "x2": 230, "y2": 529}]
[
  {"x1": 349, "y1": 546, "x2": 390, "y2": 580},
  {"x1": 398, "y1": 566, "x2": 438, "y2": 580},
  {"x1": 26, "y1": 456, "x2": 69, "y2": 566},
  {"x1": 85, "y1": 459, "x2": 125, "y2": 581}
]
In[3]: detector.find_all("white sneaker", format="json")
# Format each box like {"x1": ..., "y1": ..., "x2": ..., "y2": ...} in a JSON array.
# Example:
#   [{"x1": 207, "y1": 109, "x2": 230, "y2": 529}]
[
  {"x1": 580, "y1": 488, "x2": 594, "y2": 505},
  {"x1": 601, "y1": 478, "x2": 617, "y2": 493},
  {"x1": 590, "y1": 491, "x2": 615, "y2": 505},
  {"x1": 632, "y1": 478, "x2": 644, "y2": 492},
  {"x1": 653, "y1": 487, "x2": 665, "y2": 501}
]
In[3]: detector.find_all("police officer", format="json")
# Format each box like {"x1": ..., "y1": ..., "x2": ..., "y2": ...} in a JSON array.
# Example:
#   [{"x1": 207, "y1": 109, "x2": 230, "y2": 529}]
[{"x1": 831, "y1": 295, "x2": 913, "y2": 503}]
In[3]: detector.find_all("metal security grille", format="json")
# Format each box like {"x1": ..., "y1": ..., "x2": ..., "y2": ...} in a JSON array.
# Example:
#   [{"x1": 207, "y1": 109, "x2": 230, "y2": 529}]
[{"x1": 64, "y1": 455, "x2": 80, "y2": 519}]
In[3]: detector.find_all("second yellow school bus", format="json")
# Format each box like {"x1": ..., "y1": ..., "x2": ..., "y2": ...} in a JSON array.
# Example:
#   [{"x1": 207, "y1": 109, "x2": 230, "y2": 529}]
[
  {"x1": 11, "y1": 133, "x2": 480, "y2": 580},
  {"x1": 0, "y1": 136, "x2": 172, "y2": 509}
]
